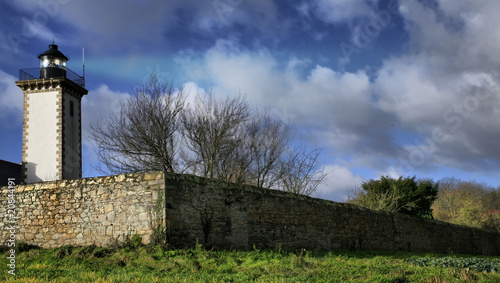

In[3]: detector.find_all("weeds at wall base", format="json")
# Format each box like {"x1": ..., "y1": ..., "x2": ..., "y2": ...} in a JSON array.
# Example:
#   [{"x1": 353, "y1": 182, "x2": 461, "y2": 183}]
[{"x1": 151, "y1": 186, "x2": 169, "y2": 247}]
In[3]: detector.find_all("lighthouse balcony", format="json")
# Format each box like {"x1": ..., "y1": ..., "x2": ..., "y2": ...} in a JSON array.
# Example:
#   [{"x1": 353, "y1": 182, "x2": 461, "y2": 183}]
[{"x1": 19, "y1": 67, "x2": 85, "y2": 88}]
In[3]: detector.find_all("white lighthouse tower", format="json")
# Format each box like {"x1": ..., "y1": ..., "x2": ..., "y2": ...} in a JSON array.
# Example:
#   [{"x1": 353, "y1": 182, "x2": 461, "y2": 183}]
[{"x1": 16, "y1": 43, "x2": 88, "y2": 183}]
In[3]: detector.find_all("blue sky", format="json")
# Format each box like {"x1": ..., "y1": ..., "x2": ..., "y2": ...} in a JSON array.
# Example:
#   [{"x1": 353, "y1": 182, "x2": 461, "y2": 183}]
[{"x1": 1, "y1": 0, "x2": 499, "y2": 201}]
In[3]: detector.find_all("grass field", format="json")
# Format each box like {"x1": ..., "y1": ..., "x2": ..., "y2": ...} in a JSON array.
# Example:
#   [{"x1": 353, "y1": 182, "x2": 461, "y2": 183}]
[{"x1": 1, "y1": 241, "x2": 499, "y2": 282}]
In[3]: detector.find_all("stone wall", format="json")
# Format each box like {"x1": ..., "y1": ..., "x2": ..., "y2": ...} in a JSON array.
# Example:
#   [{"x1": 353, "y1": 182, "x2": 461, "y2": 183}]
[
  {"x1": 0, "y1": 172, "x2": 164, "y2": 249},
  {"x1": 163, "y1": 173, "x2": 500, "y2": 255},
  {"x1": 1, "y1": 171, "x2": 499, "y2": 255}
]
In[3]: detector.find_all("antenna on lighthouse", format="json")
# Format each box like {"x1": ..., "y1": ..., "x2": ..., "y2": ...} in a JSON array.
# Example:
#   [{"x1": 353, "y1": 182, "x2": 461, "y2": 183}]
[{"x1": 82, "y1": 47, "x2": 85, "y2": 79}]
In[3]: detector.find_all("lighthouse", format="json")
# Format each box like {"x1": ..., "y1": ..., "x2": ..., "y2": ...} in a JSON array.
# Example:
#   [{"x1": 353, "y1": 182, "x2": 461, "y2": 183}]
[{"x1": 16, "y1": 43, "x2": 88, "y2": 183}]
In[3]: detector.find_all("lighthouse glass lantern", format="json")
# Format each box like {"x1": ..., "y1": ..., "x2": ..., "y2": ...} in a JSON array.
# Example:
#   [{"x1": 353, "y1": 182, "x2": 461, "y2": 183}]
[{"x1": 38, "y1": 43, "x2": 69, "y2": 79}]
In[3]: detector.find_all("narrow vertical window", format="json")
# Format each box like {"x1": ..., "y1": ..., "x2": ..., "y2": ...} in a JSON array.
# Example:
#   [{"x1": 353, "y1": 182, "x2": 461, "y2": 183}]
[{"x1": 70, "y1": 101, "x2": 74, "y2": 117}]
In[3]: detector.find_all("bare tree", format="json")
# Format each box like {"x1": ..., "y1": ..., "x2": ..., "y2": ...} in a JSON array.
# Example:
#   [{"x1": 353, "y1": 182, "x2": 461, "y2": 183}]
[
  {"x1": 182, "y1": 93, "x2": 250, "y2": 181},
  {"x1": 276, "y1": 145, "x2": 328, "y2": 196},
  {"x1": 92, "y1": 76, "x2": 327, "y2": 196},
  {"x1": 245, "y1": 110, "x2": 293, "y2": 188},
  {"x1": 90, "y1": 74, "x2": 186, "y2": 174},
  {"x1": 182, "y1": 94, "x2": 298, "y2": 188}
]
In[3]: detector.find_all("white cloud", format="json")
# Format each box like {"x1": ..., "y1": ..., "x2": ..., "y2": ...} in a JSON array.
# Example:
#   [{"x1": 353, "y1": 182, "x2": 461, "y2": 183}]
[
  {"x1": 375, "y1": 166, "x2": 404, "y2": 179},
  {"x1": 302, "y1": 0, "x2": 379, "y2": 24},
  {"x1": 81, "y1": 84, "x2": 131, "y2": 171},
  {"x1": 6, "y1": 0, "x2": 284, "y2": 53},
  {"x1": 400, "y1": 0, "x2": 500, "y2": 70},
  {"x1": 317, "y1": 165, "x2": 365, "y2": 202},
  {"x1": 0, "y1": 70, "x2": 23, "y2": 127},
  {"x1": 374, "y1": 56, "x2": 453, "y2": 125},
  {"x1": 179, "y1": 42, "x2": 395, "y2": 159},
  {"x1": 204, "y1": 0, "x2": 283, "y2": 35},
  {"x1": 176, "y1": 0, "x2": 500, "y2": 177},
  {"x1": 373, "y1": 0, "x2": 500, "y2": 171},
  {"x1": 179, "y1": 81, "x2": 209, "y2": 111}
]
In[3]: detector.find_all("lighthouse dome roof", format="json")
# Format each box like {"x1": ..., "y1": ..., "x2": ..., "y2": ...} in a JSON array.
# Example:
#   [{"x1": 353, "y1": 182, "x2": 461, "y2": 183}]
[{"x1": 37, "y1": 43, "x2": 69, "y2": 61}]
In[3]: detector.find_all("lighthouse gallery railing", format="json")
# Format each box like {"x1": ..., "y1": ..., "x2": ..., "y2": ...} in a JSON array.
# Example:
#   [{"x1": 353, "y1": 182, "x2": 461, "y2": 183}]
[{"x1": 19, "y1": 67, "x2": 85, "y2": 88}]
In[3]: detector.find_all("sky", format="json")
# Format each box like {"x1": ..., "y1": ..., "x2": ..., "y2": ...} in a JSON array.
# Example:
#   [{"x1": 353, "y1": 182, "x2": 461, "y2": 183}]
[{"x1": 0, "y1": 0, "x2": 499, "y2": 202}]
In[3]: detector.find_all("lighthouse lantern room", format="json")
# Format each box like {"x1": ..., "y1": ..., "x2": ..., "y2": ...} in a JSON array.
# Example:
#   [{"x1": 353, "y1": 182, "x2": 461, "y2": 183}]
[{"x1": 38, "y1": 43, "x2": 69, "y2": 79}]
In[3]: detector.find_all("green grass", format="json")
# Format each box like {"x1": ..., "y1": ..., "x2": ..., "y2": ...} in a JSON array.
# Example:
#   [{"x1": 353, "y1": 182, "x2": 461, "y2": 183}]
[{"x1": 1, "y1": 243, "x2": 499, "y2": 282}]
